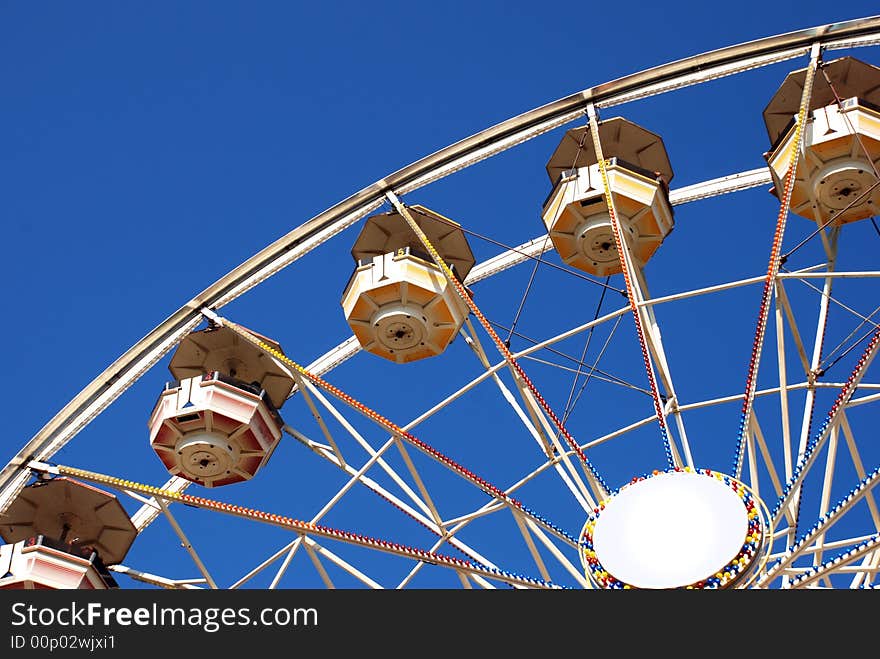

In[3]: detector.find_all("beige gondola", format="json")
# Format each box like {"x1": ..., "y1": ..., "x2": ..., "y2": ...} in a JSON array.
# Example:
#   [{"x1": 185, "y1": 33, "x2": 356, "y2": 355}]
[
  {"x1": 542, "y1": 117, "x2": 675, "y2": 277},
  {"x1": 764, "y1": 56, "x2": 880, "y2": 225},
  {"x1": 342, "y1": 205, "x2": 475, "y2": 363}
]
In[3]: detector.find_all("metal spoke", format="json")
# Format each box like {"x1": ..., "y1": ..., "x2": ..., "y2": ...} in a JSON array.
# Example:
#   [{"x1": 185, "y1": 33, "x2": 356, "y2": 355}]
[{"x1": 157, "y1": 499, "x2": 218, "y2": 590}]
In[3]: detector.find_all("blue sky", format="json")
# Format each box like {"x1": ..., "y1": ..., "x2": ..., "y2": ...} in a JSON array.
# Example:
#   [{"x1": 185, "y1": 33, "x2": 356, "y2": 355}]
[{"x1": 2, "y1": 3, "x2": 880, "y2": 589}]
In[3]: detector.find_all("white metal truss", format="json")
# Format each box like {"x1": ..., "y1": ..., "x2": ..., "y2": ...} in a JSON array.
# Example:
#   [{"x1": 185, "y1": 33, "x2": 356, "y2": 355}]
[{"x1": 2, "y1": 18, "x2": 880, "y2": 590}]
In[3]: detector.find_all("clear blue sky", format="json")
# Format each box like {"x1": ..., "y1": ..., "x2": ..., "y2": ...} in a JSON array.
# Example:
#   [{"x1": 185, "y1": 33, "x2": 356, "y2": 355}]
[{"x1": 2, "y1": 3, "x2": 879, "y2": 589}]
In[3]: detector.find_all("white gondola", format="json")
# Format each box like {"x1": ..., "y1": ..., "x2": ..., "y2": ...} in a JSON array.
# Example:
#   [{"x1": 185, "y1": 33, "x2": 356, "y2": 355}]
[
  {"x1": 148, "y1": 325, "x2": 293, "y2": 486},
  {"x1": 0, "y1": 478, "x2": 135, "y2": 589}
]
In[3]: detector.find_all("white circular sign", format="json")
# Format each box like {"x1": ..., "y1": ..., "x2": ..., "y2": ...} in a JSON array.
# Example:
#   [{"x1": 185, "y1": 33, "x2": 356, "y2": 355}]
[{"x1": 592, "y1": 471, "x2": 749, "y2": 589}]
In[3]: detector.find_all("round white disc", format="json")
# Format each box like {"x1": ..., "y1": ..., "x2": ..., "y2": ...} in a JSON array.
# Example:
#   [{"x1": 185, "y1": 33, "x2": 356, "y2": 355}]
[{"x1": 592, "y1": 471, "x2": 749, "y2": 589}]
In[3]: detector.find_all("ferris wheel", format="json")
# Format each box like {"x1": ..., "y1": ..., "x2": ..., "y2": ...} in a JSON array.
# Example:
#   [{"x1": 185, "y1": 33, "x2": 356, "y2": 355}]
[{"x1": 2, "y1": 16, "x2": 880, "y2": 590}]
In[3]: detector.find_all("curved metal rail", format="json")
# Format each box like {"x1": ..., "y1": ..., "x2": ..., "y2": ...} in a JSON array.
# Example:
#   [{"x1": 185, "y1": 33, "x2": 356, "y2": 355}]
[{"x1": 3, "y1": 16, "x2": 880, "y2": 511}]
